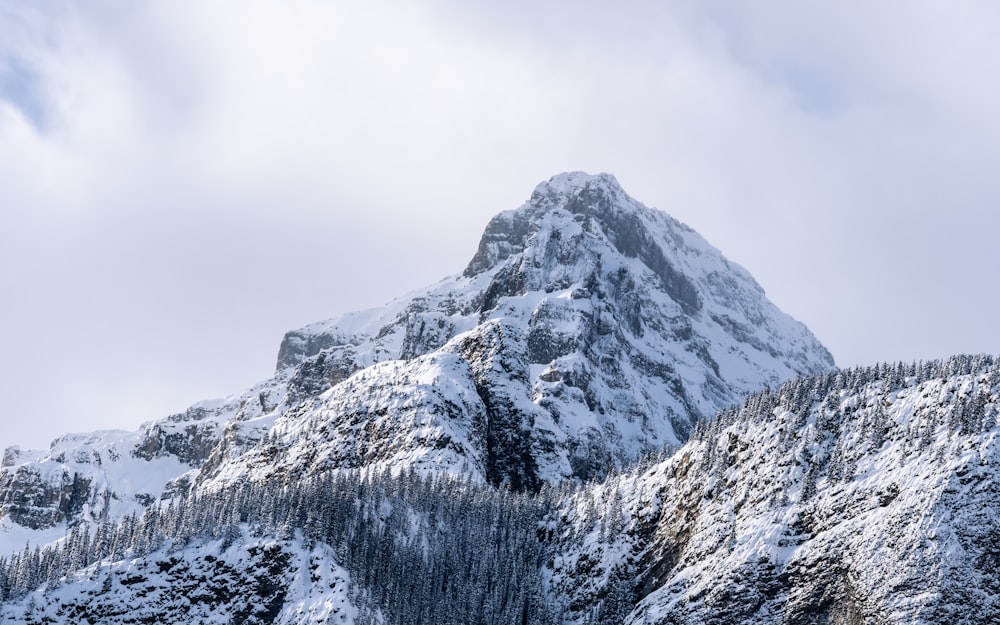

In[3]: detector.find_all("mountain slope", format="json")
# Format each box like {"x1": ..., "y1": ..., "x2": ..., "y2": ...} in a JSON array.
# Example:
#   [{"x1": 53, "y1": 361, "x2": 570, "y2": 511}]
[
  {"x1": 0, "y1": 401, "x2": 232, "y2": 536},
  {"x1": 0, "y1": 468, "x2": 552, "y2": 625},
  {"x1": 546, "y1": 355, "x2": 1000, "y2": 625}
]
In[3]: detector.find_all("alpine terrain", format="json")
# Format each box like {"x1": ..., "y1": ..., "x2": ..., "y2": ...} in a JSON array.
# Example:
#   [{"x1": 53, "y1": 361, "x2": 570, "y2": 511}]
[{"x1": 3, "y1": 173, "x2": 993, "y2": 624}]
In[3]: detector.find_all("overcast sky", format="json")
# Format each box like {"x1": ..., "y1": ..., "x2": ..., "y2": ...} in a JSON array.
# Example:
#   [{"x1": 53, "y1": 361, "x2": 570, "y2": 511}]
[{"x1": 2, "y1": 1, "x2": 999, "y2": 451}]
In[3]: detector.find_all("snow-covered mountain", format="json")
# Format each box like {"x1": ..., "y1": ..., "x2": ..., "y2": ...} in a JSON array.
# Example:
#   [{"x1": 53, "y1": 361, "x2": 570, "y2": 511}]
[
  {"x1": 1, "y1": 173, "x2": 996, "y2": 624},
  {"x1": 0, "y1": 402, "x2": 228, "y2": 537},
  {"x1": 198, "y1": 172, "x2": 833, "y2": 491},
  {"x1": 0, "y1": 172, "x2": 833, "y2": 550}
]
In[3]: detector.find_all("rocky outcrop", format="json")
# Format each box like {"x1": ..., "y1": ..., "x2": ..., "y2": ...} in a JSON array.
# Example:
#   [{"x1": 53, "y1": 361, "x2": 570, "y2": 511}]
[
  {"x1": 0, "y1": 465, "x2": 92, "y2": 530},
  {"x1": 131, "y1": 407, "x2": 226, "y2": 465},
  {"x1": 1, "y1": 534, "x2": 358, "y2": 625},
  {"x1": 0, "y1": 402, "x2": 234, "y2": 536}
]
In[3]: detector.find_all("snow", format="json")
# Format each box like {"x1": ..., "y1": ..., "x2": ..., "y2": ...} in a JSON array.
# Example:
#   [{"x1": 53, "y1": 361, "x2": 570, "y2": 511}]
[
  {"x1": 13, "y1": 354, "x2": 991, "y2": 623},
  {"x1": 0, "y1": 517, "x2": 66, "y2": 560}
]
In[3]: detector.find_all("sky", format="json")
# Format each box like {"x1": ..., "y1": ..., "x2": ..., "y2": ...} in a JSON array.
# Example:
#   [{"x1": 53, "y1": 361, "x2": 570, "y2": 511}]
[{"x1": 2, "y1": 0, "x2": 1000, "y2": 451}]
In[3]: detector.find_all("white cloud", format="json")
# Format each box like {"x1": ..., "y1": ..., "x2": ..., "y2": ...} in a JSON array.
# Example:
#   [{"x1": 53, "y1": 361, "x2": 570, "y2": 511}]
[{"x1": 2, "y1": 0, "x2": 1000, "y2": 450}]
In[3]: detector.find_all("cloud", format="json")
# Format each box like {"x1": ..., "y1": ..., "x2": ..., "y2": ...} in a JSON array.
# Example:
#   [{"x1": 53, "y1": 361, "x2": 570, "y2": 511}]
[{"x1": 2, "y1": 0, "x2": 1000, "y2": 449}]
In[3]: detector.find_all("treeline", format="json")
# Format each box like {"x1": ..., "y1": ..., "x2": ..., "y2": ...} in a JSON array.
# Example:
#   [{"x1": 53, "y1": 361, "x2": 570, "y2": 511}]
[
  {"x1": 691, "y1": 354, "x2": 999, "y2": 504},
  {"x1": 0, "y1": 468, "x2": 562, "y2": 625},
  {"x1": 695, "y1": 354, "x2": 999, "y2": 441}
]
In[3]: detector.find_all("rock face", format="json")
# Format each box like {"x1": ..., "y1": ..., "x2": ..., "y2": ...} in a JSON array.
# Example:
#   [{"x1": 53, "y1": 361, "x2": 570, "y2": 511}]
[
  {"x1": 546, "y1": 355, "x2": 1000, "y2": 625},
  {"x1": 0, "y1": 172, "x2": 833, "y2": 544},
  {"x1": 0, "y1": 402, "x2": 240, "y2": 540}
]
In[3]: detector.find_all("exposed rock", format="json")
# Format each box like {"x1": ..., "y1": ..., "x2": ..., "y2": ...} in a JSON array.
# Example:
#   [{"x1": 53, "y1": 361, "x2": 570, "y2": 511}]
[{"x1": 0, "y1": 466, "x2": 91, "y2": 530}]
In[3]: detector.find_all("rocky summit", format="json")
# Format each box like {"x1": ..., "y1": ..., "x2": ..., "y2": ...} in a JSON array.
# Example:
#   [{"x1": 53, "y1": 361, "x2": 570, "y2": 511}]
[{"x1": 201, "y1": 172, "x2": 834, "y2": 492}]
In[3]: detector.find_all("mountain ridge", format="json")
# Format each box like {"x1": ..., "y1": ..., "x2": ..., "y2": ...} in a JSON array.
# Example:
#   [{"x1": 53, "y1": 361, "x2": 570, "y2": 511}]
[{"x1": 546, "y1": 355, "x2": 1000, "y2": 624}]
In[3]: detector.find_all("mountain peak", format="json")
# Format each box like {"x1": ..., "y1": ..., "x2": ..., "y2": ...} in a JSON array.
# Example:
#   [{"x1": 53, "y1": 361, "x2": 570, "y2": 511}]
[
  {"x1": 464, "y1": 171, "x2": 639, "y2": 278},
  {"x1": 530, "y1": 171, "x2": 624, "y2": 201}
]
